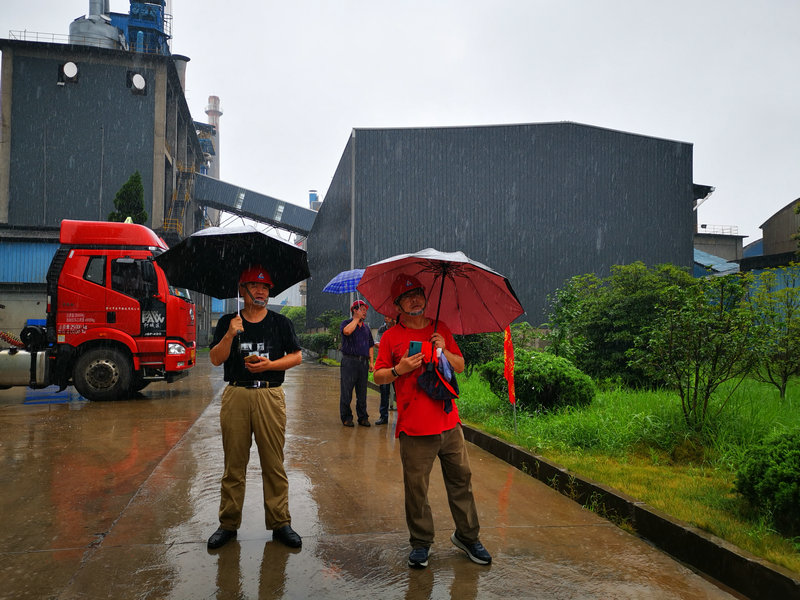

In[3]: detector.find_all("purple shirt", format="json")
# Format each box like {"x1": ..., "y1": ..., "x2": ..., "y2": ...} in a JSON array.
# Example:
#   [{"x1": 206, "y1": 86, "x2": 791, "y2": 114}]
[{"x1": 340, "y1": 318, "x2": 374, "y2": 357}]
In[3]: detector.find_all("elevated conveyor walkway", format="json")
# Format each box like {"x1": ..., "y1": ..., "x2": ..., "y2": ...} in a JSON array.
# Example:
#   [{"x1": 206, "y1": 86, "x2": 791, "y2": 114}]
[{"x1": 193, "y1": 174, "x2": 316, "y2": 236}]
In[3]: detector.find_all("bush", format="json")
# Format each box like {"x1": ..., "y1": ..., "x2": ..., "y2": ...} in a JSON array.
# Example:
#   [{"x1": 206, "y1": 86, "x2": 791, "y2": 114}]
[
  {"x1": 455, "y1": 332, "x2": 503, "y2": 375},
  {"x1": 477, "y1": 348, "x2": 596, "y2": 412},
  {"x1": 456, "y1": 323, "x2": 542, "y2": 376},
  {"x1": 735, "y1": 430, "x2": 800, "y2": 537},
  {"x1": 281, "y1": 305, "x2": 306, "y2": 332},
  {"x1": 298, "y1": 332, "x2": 335, "y2": 356}
]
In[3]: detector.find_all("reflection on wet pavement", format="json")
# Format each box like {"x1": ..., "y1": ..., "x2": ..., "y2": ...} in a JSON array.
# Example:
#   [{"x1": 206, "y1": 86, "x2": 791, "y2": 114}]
[{"x1": 0, "y1": 355, "x2": 739, "y2": 599}]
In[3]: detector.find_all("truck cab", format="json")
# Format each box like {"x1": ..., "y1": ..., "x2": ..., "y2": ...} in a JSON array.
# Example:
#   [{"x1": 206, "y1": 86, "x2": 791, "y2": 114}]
[{"x1": 8, "y1": 220, "x2": 198, "y2": 400}]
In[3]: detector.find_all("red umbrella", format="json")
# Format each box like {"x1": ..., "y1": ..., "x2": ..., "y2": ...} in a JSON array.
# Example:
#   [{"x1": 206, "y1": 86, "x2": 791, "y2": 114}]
[{"x1": 356, "y1": 248, "x2": 524, "y2": 335}]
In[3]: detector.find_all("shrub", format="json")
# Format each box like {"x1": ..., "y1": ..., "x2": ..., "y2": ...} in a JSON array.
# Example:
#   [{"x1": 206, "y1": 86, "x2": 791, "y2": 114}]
[
  {"x1": 735, "y1": 429, "x2": 800, "y2": 537},
  {"x1": 456, "y1": 323, "x2": 543, "y2": 376},
  {"x1": 477, "y1": 348, "x2": 596, "y2": 412},
  {"x1": 455, "y1": 331, "x2": 503, "y2": 375},
  {"x1": 281, "y1": 305, "x2": 306, "y2": 333},
  {"x1": 298, "y1": 332, "x2": 335, "y2": 356},
  {"x1": 316, "y1": 310, "x2": 345, "y2": 348}
]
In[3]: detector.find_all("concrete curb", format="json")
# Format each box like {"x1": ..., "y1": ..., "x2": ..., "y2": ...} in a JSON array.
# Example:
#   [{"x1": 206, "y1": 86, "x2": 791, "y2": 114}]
[{"x1": 461, "y1": 425, "x2": 800, "y2": 600}]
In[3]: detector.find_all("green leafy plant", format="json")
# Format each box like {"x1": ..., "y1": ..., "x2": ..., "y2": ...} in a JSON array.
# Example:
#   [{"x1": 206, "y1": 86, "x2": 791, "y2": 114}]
[
  {"x1": 280, "y1": 305, "x2": 307, "y2": 333},
  {"x1": 735, "y1": 430, "x2": 800, "y2": 537},
  {"x1": 477, "y1": 348, "x2": 595, "y2": 412},
  {"x1": 316, "y1": 309, "x2": 345, "y2": 348},
  {"x1": 545, "y1": 262, "x2": 694, "y2": 387},
  {"x1": 746, "y1": 265, "x2": 800, "y2": 399},
  {"x1": 630, "y1": 273, "x2": 756, "y2": 432},
  {"x1": 298, "y1": 332, "x2": 335, "y2": 356},
  {"x1": 108, "y1": 171, "x2": 148, "y2": 224}
]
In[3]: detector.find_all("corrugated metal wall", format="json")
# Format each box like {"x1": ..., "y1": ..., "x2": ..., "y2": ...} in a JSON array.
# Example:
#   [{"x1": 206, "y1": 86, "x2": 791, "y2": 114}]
[
  {"x1": 306, "y1": 136, "x2": 356, "y2": 327},
  {"x1": 7, "y1": 50, "x2": 156, "y2": 228},
  {"x1": 307, "y1": 123, "x2": 695, "y2": 329},
  {"x1": 0, "y1": 241, "x2": 59, "y2": 283}
]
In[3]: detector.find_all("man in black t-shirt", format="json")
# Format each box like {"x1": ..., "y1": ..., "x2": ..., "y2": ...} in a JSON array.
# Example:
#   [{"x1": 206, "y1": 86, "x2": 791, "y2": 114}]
[{"x1": 206, "y1": 265, "x2": 303, "y2": 550}]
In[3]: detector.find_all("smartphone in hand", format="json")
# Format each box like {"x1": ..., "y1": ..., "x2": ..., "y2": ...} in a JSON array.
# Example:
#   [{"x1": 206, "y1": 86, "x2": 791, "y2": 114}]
[{"x1": 408, "y1": 341, "x2": 422, "y2": 356}]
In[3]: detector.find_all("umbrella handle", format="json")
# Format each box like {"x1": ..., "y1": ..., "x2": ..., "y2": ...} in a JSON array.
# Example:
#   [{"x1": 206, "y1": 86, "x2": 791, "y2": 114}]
[{"x1": 236, "y1": 289, "x2": 243, "y2": 334}]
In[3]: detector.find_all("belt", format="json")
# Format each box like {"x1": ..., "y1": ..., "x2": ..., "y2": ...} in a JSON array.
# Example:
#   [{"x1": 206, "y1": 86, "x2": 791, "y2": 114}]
[
  {"x1": 343, "y1": 354, "x2": 369, "y2": 361},
  {"x1": 230, "y1": 381, "x2": 281, "y2": 389}
]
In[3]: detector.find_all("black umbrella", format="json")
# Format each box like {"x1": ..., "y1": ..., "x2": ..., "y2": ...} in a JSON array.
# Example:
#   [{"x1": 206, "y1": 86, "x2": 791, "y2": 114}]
[{"x1": 154, "y1": 225, "x2": 310, "y2": 299}]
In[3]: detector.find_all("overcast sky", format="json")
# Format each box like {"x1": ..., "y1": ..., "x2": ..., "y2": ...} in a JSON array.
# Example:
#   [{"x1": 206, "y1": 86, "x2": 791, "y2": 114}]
[{"x1": 3, "y1": 1, "x2": 798, "y2": 243}]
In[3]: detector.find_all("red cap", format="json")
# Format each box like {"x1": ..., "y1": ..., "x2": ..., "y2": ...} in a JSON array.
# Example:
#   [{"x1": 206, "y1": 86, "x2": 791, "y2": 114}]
[
  {"x1": 391, "y1": 274, "x2": 424, "y2": 302},
  {"x1": 351, "y1": 300, "x2": 368, "y2": 312},
  {"x1": 239, "y1": 265, "x2": 273, "y2": 287}
]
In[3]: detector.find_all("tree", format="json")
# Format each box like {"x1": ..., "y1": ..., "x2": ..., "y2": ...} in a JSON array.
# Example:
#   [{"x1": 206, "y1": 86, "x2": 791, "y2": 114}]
[
  {"x1": 280, "y1": 305, "x2": 307, "y2": 333},
  {"x1": 545, "y1": 262, "x2": 694, "y2": 387},
  {"x1": 316, "y1": 309, "x2": 346, "y2": 349},
  {"x1": 746, "y1": 265, "x2": 800, "y2": 399},
  {"x1": 109, "y1": 171, "x2": 148, "y2": 224},
  {"x1": 630, "y1": 274, "x2": 756, "y2": 432}
]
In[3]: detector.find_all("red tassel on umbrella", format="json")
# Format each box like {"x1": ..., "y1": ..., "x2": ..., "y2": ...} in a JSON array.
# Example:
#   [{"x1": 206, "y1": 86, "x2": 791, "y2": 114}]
[{"x1": 503, "y1": 325, "x2": 516, "y2": 405}]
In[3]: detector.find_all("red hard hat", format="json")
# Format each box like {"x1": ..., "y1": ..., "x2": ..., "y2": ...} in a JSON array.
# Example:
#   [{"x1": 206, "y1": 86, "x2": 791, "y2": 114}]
[
  {"x1": 391, "y1": 274, "x2": 424, "y2": 302},
  {"x1": 239, "y1": 265, "x2": 273, "y2": 287}
]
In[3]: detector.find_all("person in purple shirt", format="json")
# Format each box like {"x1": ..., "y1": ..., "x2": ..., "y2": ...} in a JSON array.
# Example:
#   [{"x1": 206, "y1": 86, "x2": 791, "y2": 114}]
[{"x1": 339, "y1": 300, "x2": 375, "y2": 427}]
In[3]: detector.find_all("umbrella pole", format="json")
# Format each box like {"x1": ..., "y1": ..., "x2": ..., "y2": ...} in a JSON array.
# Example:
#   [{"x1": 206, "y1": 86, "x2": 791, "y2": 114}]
[{"x1": 433, "y1": 273, "x2": 446, "y2": 334}]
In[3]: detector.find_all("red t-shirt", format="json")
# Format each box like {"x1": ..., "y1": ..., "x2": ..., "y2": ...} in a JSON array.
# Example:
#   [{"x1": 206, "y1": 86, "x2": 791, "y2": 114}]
[{"x1": 375, "y1": 319, "x2": 463, "y2": 437}]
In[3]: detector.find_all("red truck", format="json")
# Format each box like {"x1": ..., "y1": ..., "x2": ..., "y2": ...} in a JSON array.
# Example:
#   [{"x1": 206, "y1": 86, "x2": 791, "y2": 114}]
[{"x1": 0, "y1": 220, "x2": 196, "y2": 400}]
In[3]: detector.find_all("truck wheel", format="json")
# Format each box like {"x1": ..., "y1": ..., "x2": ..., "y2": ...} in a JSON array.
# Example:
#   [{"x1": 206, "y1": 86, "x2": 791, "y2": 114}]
[{"x1": 73, "y1": 348, "x2": 132, "y2": 401}]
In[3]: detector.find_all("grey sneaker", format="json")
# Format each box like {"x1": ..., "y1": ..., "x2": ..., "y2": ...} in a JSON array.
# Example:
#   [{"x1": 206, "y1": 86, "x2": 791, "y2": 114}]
[
  {"x1": 451, "y1": 532, "x2": 492, "y2": 565},
  {"x1": 408, "y1": 546, "x2": 429, "y2": 569}
]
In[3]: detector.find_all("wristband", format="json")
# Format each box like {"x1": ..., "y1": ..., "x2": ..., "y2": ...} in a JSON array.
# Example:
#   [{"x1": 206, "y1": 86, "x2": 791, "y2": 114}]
[{"x1": 391, "y1": 366, "x2": 399, "y2": 378}]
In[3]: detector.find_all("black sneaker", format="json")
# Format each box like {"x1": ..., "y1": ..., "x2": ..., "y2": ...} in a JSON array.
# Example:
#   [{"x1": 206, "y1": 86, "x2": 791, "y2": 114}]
[
  {"x1": 374, "y1": 417, "x2": 388, "y2": 425},
  {"x1": 357, "y1": 418, "x2": 371, "y2": 427},
  {"x1": 343, "y1": 419, "x2": 354, "y2": 427},
  {"x1": 408, "y1": 546, "x2": 429, "y2": 569},
  {"x1": 451, "y1": 532, "x2": 492, "y2": 565}
]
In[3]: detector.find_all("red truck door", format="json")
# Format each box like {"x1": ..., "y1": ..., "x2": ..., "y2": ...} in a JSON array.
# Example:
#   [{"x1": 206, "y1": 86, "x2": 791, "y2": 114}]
[{"x1": 108, "y1": 258, "x2": 167, "y2": 339}]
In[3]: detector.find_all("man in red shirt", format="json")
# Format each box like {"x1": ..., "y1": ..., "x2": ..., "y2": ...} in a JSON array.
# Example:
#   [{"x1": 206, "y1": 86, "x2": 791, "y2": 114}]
[{"x1": 374, "y1": 274, "x2": 492, "y2": 569}]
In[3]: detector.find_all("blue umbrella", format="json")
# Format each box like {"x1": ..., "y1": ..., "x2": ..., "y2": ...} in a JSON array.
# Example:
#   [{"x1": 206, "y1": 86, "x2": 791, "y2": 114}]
[{"x1": 322, "y1": 268, "x2": 365, "y2": 294}]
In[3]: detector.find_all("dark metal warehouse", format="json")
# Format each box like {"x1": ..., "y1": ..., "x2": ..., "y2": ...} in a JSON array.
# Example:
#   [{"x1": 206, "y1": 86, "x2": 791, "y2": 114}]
[{"x1": 307, "y1": 122, "x2": 705, "y2": 328}]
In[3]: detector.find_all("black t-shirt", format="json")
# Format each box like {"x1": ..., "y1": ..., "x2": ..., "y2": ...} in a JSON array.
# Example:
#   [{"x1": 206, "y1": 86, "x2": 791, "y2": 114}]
[{"x1": 211, "y1": 311, "x2": 302, "y2": 386}]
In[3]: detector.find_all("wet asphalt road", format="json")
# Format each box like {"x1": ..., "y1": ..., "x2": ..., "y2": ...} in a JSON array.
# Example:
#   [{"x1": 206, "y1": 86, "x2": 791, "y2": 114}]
[{"x1": 0, "y1": 354, "x2": 741, "y2": 599}]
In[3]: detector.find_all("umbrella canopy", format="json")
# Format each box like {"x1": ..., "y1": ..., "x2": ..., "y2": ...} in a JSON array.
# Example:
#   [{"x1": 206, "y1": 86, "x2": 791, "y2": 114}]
[
  {"x1": 322, "y1": 268, "x2": 365, "y2": 294},
  {"x1": 356, "y1": 248, "x2": 524, "y2": 335},
  {"x1": 154, "y1": 225, "x2": 310, "y2": 299}
]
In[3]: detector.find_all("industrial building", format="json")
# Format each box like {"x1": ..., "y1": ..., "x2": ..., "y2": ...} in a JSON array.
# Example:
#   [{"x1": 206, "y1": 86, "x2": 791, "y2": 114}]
[
  {"x1": 307, "y1": 122, "x2": 712, "y2": 328},
  {"x1": 0, "y1": 1, "x2": 315, "y2": 342}
]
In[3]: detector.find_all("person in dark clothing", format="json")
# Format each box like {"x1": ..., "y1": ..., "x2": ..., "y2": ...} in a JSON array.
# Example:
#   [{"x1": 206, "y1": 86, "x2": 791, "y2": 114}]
[
  {"x1": 206, "y1": 265, "x2": 303, "y2": 551},
  {"x1": 374, "y1": 315, "x2": 396, "y2": 425},
  {"x1": 339, "y1": 299, "x2": 375, "y2": 427}
]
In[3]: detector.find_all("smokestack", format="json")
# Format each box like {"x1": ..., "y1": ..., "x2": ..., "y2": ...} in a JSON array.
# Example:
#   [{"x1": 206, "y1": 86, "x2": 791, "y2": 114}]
[{"x1": 205, "y1": 96, "x2": 222, "y2": 179}]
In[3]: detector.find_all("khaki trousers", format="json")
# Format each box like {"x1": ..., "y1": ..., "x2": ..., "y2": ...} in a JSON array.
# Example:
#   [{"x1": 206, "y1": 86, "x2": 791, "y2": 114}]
[
  {"x1": 218, "y1": 385, "x2": 290, "y2": 531},
  {"x1": 399, "y1": 424, "x2": 481, "y2": 549}
]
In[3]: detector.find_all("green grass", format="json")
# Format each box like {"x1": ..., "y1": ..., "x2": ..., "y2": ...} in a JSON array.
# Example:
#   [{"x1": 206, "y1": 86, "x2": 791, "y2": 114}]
[{"x1": 456, "y1": 372, "x2": 800, "y2": 574}]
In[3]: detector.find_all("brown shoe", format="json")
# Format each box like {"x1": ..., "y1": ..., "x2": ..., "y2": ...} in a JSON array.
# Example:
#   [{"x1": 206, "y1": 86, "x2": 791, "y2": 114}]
[
  {"x1": 343, "y1": 419, "x2": 354, "y2": 427},
  {"x1": 358, "y1": 418, "x2": 371, "y2": 427}
]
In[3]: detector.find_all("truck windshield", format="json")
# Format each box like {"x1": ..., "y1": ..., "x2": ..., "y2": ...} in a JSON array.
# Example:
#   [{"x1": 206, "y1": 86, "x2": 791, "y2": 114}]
[{"x1": 170, "y1": 286, "x2": 193, "y2": 301}]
